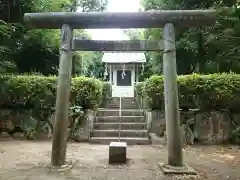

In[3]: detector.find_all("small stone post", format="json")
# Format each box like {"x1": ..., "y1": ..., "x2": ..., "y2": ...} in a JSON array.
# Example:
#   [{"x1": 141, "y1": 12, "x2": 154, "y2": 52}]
[
  {"x1": 51, "y1": 24, "x2": 73, "y2": 167},
  {"x1": 162, "y1": 23, "x2": 183, "y2": 166}
]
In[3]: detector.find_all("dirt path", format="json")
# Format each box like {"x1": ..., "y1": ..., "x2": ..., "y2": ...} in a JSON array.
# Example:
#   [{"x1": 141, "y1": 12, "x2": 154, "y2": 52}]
[{"x1": 0, "y1": 141, "x2": 239, "y2": 180}]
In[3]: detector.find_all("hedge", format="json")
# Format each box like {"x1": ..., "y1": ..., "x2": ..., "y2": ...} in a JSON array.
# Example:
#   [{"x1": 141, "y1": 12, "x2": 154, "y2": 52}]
[
  {"x1": 0, "y1": 75, "x2": 108, "y2": 140},
  {"x1": 136, "y1": 73, "x2": 240, "y2": 111},
  {"x1": 0, "y1": 75, "x2": 104, "y2": 110}
]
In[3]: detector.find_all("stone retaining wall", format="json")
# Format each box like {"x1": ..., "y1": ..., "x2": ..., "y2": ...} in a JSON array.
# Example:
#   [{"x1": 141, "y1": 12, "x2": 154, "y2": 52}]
[
  {"x1": 1, "y1": 108, "x2": 239, "y2": 145},
  {"x1": 146, "y1": 110, "x2": 238, "y2": 145},
  {"x1": 0, "y1": 109, "x2": 95, "y2": 141}
]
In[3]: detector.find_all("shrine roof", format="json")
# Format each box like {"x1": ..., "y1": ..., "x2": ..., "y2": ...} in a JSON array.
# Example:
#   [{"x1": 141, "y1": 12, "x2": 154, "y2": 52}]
[{"x1": 102, "y1": 52, "x2": 146, "y2": 63}]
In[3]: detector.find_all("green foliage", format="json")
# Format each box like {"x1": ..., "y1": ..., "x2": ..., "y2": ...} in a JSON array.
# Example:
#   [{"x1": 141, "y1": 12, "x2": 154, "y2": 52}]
[
  {"x1": 0, "y1": 75, "x2": 109, "y2": 140},
  {"x1": 140, "y1": 0, "x2": 240, "y2": 76},
  {"x1": 68, "y1": 105, "x2": 85, "y2": 139},
  {"x1": 144, "y1": 76, "x2": 164, "y2": 109},
  {"x1": 134, "y1": 82, "x2": 146, "y2": 109},
  {"x1": 233, "y1": 126, "x2": 240, "y2": 144},
  {"x1": 0, "y1": 21, "x2": 11, "y2": 52},
  {"x1": 135, "y1": 82, "x2": 145, "y2": 98},
  {"x1": 72, "y1": 0, "x2": 108, "y2": 12},
  {"x1": 84, "y1": 52, "x2": 105, "y2": 78},
  {"x1": 0, "y1": 0, "x2": 107, "y2": 76},
  {"x1": 123, "y1": 29, "x2": 145, "y2": 40},
  {"x1": 137, "y1": 74, "x2": 240, "y2": 111},
  {"x1": 71, "y1": 76, "x2": 103, "y2": 109},
  {"x1": 69, "y1": 105, "x2": 84, "y2": 118},
  {"x1": 0, "y1": 75, "x2": 104, "y2": 110},
  {"x1": 100, "y1": 82, "x2": 112, "y2": 107}
]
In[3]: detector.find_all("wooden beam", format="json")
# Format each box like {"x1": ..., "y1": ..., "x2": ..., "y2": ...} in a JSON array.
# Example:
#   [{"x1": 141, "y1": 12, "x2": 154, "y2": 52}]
[
  {"x1": 24, "y1": 10, "x2": 216, "y2": 29},
  {"x1": 72, "y1": 39, "x2": 164, "y2": 51}
]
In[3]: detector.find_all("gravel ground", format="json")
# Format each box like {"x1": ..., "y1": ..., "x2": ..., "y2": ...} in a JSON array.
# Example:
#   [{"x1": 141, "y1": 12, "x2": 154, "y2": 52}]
[{"x1": 0, "y1": 140, "x2": 239, "y2": 180}]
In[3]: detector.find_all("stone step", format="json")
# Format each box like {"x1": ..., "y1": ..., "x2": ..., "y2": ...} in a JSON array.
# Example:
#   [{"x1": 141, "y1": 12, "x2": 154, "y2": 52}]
[
  {"x1": 106, "y1": 107, "x2": 138, "y2": 110},
  {"x1": 107, "y1": 102, "x2": 137, "y2": 105},
  {"x1": 90, "y1": 137, "x2": 150, "y2": 145},
  {"x1": 106, "y1": 106, "x2": 138, "y2": 110},
  {"x1": 108, "y1": 99, "x2": 137, "y2": 104},
  {"x1": 110, "y1": 97, "x2": 135, "y2": 101},
  {"x1": 107, "y1": 104, "x2": 138, "y2": 107},
  {"x1": 107, "y1": 104, "x2": 137, "y2": 107},
  {"x1": 97, "y1": 109, "x2": 144, "y2": 116},
  {"x1": 94, "y1": 122, "x2": 146, "y2": 130},
  {"x1": 96, "y1": 116, "x2": 145, "y2": 123},
  {"x1": 107, "y1": 100, "x2": 137, "y2": 104},
  {"x1": 108, "y1": 100, "x2": 136, "y2": 103},
  {"x1": 91, "y1": 129, "x2": 148, "y2": 137}
]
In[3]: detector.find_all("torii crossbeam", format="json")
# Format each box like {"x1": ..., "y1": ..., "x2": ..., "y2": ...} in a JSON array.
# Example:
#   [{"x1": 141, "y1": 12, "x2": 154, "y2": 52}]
[{"x1": 24, "y1": 10, "x2": 215, "y2": 29}]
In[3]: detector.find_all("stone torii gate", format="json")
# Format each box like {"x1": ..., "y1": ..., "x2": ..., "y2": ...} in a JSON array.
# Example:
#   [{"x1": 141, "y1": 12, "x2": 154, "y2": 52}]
[{"x1": 24, "y1": 10, "x2": 216, "y2": 171}]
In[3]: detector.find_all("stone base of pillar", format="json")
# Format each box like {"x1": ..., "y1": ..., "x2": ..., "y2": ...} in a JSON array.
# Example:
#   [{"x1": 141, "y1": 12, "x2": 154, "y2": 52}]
[
  {"x1": 158, "y1": 162, "x2": 197, "y2": 175},
  {"x1": 48, "y1": 160, "x2": 77, "y2": 172}
]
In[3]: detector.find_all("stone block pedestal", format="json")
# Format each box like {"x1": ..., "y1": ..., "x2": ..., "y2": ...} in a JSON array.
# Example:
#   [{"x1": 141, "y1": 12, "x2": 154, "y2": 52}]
[{"x1": 109, "y1": 142, "x2": 127, "y2": 164}]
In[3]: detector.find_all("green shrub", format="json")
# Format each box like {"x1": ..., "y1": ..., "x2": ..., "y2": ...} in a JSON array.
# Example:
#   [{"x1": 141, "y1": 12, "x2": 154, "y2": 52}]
[
  {"x1": 0, "y1": 75, "x2": 104, "y2": 110},
  {"x1": 135, "y1": 82, "x2": 145, "y2": 98},
  {"x1": 0, "y1": 75, "x2": 57, "y2": 109},
  {"x1": 136, "y1": 73, "x2": 240, "y2": 111},
  {"x1": 71, "y1": 77, "x2": 103, "y2": 110},
  {"x1": 144, "y1": 75, "x2": 164, "y2": 110},
  {"x1": 0, "y1": 75, "x2": 105, "y2": 140},
  {"x1": 68, "y1": 105, "x2": 85, "y2": 139}
]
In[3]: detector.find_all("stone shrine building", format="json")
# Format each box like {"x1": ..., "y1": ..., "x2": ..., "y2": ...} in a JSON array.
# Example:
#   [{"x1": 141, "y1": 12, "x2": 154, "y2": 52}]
[{"x1": 102, "y1": 52, "x2": 146, "y2": 97}]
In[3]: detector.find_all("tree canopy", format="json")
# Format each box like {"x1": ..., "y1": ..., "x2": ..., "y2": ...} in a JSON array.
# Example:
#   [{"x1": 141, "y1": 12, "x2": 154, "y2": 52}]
[
  {"x1": 140, "y1": 0, "x2": 240, "y2": 76},
  {"x1": 0, "y1": 0, "x2": 107, "y2": 77}
]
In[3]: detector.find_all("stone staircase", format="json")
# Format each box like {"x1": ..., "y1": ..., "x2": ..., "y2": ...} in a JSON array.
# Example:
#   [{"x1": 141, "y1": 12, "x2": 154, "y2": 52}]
[
  {"x1": 90, "y1": 98, "x2": 150, "y2": 145},
  {"x1": 106, "y1": 97, "x2": 138, "y2": 109}
]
